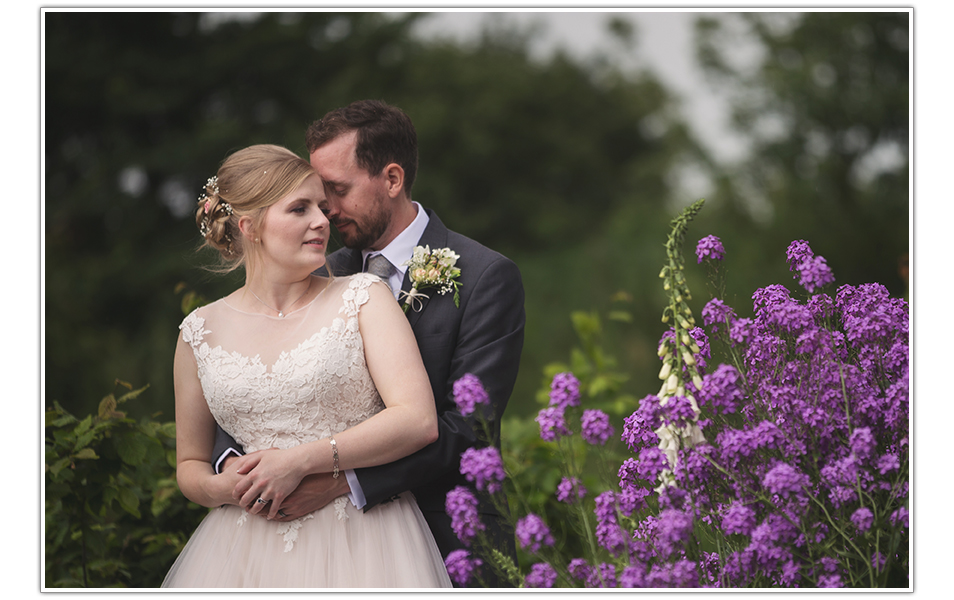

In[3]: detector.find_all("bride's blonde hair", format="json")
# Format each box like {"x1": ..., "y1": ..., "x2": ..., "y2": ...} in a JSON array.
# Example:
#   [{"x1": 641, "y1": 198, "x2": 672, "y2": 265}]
[{"x1": 196, "y1": 144, "x2": 315, "y2": 273}]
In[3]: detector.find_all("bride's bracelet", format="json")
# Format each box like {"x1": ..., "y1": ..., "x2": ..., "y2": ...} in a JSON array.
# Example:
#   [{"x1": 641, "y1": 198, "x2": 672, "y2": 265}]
[{"x1": 330, "y1": 436, "x2": 339, "y2": 479}]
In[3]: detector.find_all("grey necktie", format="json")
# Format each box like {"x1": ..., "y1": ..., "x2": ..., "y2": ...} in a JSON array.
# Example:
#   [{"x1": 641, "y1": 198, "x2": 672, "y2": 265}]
[{"x1": 364, "y1": 254, "x2": 394, "y2": 291}]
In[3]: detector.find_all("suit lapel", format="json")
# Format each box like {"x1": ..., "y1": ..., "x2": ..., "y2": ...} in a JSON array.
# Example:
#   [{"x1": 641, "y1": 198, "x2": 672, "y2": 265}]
[{"x1": 403, "y1": 210, "x2": 449, "y2": 330}]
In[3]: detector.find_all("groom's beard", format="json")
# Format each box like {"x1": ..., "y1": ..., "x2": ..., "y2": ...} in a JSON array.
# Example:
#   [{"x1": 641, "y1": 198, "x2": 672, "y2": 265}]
[{"x1": 334, "y1": 192, "x2": 391, "y2": 250}]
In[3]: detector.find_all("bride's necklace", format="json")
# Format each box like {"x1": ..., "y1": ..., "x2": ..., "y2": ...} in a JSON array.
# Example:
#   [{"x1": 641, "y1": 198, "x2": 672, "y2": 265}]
[{"x1": 248, "y1": 279, "x2": 313, "y2": 318}]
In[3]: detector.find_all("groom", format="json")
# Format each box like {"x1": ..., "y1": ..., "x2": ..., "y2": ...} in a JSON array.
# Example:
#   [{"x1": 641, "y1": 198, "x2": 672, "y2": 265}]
[{"x1": 213, "y1": 100, "x2": 524, "y2": 586}]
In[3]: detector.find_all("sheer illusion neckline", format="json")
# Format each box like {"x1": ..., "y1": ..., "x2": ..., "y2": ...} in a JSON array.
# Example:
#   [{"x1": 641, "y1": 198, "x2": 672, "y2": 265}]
[{"x1": 221, "y1": 277, "x2": 331, "y2": 319}]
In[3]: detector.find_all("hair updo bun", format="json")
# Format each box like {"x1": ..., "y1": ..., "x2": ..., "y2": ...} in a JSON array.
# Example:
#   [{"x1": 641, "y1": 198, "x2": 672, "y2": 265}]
[
  {"x1": 195, "y1": 176, "x2": 237, "y2": 258},
  {"x1": 194, "y1": 145, "x2": 316, "y2": 273}
]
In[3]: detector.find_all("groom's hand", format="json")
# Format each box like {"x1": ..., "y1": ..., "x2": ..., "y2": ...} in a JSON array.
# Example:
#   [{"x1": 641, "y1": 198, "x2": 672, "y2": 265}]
[{"x1": 271, "y1": 472, "x2": 351, "y2": 522}]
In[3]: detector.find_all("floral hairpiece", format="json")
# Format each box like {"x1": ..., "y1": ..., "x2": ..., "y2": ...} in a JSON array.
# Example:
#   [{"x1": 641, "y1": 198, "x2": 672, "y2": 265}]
[{"x1": 198, "y1": 175, "x2": 234, "y2": 253}]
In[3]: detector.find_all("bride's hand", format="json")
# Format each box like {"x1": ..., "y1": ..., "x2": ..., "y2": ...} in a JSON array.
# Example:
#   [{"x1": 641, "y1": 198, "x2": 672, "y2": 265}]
[{"x1": 231, "y1": 447, "x2": 307, "y2": 519}]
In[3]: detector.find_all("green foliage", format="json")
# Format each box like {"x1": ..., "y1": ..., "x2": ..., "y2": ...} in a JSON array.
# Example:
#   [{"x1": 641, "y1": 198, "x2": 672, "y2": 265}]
[
  {"x1": 694, "y1": 12, "x2": 909, "y2": 299},
  {"x1": 44, "y1": 380, "x2": 207, "y2": 588},
  {"x1": 500, "y1": 306, "x2": 642, "y2": 582},
  {"x1": 44, "y1": 12, "x2": 697, "y2": 420}
]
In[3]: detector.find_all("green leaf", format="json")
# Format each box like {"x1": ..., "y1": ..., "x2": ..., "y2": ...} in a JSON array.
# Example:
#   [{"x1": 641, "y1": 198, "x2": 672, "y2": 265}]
[
  {"x1": 48, "y1": 456, "x2": 72, "y2": 477},
  {"x1": 114, "y1": 432, "x2": 148, "y2": 466},
  {"x1": 73, "y1": 448, "x2": 99, "y2": 460},
  {"x1": 73, "y1": 415, "x2": 93, "y2": 436},
  {"x1": 607, "y1": 310, "x2": 633, "y2": 323},
  {"x1": 117, "y1": 486, "x2": 141, "y2": 518}
]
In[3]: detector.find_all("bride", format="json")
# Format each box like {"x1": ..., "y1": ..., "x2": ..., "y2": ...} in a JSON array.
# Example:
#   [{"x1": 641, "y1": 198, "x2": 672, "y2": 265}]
[{"x1": 162, "y1": 144, "x2": 451, "y2": 588}]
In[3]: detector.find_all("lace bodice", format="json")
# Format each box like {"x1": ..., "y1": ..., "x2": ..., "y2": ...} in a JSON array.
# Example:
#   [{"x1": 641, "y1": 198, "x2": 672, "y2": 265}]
[{"x1": 180, "y1": 273, "x2": 386, "y2": 454}]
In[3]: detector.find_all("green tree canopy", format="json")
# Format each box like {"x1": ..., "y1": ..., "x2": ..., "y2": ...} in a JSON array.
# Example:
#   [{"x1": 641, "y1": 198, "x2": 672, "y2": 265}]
[{"x1": 45, "y1": 12, "x2": 699, "y2": 416}]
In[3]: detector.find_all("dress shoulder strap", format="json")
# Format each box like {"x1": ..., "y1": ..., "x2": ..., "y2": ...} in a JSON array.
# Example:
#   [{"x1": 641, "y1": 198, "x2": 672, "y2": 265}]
[
  {"x1": 179, "y1": 310, "x2": 210, "y2": 349},
  {"x1": 338, "y1": 273, "x2": 384, "y2": 318}
]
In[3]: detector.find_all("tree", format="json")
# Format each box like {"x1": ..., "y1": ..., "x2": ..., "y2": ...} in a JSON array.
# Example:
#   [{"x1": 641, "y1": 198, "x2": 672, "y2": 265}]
[
  {"x1": 694, "y1": 12, "x2": 909, "y2": 301},
  {"x1": 44, "y1": 12, "x2": 701, "y2": 417}
]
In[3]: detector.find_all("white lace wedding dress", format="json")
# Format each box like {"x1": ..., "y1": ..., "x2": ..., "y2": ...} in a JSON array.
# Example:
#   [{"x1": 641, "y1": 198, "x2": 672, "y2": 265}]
[{"x1": 162, "y1": 274, "x2": 451, "y2": 588}]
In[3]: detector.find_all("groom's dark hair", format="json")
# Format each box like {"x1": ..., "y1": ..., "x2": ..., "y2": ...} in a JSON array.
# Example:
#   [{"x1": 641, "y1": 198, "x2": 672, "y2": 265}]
[{"x1": 306, "y1": 99, "x2": 418, "y2": 198}]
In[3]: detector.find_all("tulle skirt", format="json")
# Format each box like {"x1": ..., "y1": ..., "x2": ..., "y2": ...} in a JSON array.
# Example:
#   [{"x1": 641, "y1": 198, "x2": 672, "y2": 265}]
[{"x1": 162, "y1": 494, "x2": 451, "y2": 588}]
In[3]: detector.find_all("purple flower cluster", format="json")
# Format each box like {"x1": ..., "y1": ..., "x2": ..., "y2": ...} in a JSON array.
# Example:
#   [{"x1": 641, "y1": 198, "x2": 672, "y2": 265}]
[
  {"x1": 524, "y1": 562, "x2": 557, "y2": 588},
  {"x1": 786, "y1": 240, "x2": 835, "y2": 293},
  {"x1": 621, "y1": 407, "x2": 658, "y2": 452},
  {"x1": 535, "y1": 406, "x2": 571, "y2": 442},
  {"x1": 702, "y1": 298, "x2": 737, "y2": 335},
  {"x1": 515, "y1": 513, "x2": 555, "y2": 553},
  {"x1": 696, "y1": 364, "x2": 744, "y2": 414},
  {"x1": 447, "y1": 231, "x2": 908, "y2": 588},
  {"x1": 581, "y1": 409, "x2": 614, "y2": 445},
  {"x1": 695, "y1": 235, "x2": 726, "y2": 263},
  {"x1": 452, "y1": 373, "x2": 489, "y2": 416},
  {"x1": 459, "y1": 446, "x2": 506, "y2": 494},
  {"x1": 556, "y1": 476, "x2": 587, "y2": 503},
  {"x1": 444, "y1": 549, "x2": 482, "y2": 586},
  {"x1": 445, "y1": 485, "x2": 484, "y2": 546},
  {"x1": 594, "y1": 491, "x2": 628, "y2": 557},
  {"x1": 549, "y1": 372, "x2": 581, "y2": 409}
]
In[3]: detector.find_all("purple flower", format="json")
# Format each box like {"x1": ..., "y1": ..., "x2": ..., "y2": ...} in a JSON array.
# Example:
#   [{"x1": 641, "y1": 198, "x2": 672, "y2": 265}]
[
  {"x1": 797, "y1": 255, "x2": 835, "y2": 293},
  {"x1": 877, "y1": 453, "x2": 901, "y2": 475},
  {"x1": 656, "y1": 508, "x2": 694, "y2": 557},
  {"x1": 817, "y1": 574, "x2": 843, "y2": 588},
  {"x1": 620, "y1": 565, "x2": 648, "y2": 588},
  {"x1": 581, "y1": 409, "x2": 614, "y2": 445},
  {"x1": 635, "y1": 446, "x2": 670, "y2": 481},
  {"x1": 515, "y1": 513, "x2": 555, "y2": 553},
  {"x1": 524, "y1": 562, "x2": 557, "y2": 588},
  {"x1": 444, "y1": 549, "x2": 482, "y2": 586},
  {"x1": 762, "y1": 462, "x2": 809, "y2": 498},
  {"x1": 722, "y1": 503, "x2": 757, "y2": 536},
  {"x1": 661, "y1": 395, "x2": 697, "y2": 429},
  {"x1": 535, "y1": 406, "x2": 571, "y2": 442},
  {"x1": 445, "y1": 485, "x2": 484, "y2": 546},
  {"x1": 556, "y1": 476, "x2": 587, "y2": 503},
  {"x1": 890, "y1": 506, "x2": 909, "y2": 529},
  {"x1": 850, "y1": 427, "x2": 875, "y2": 461},
  {"x1": 702, "y1": 297, "x2": 737, "y2": 332},
  {"x1": 786, "y1": 240, "x2": 835, "y2": 293},
  {"x1": 568, "y1": 558, "x2": 593, "y2": 583},
  {"x1": 729, "y1": 317, "x2": 755, "y2": 346},
  {"x1": 549, "y1": 372, "x2": 581, "y2": 409},
  {"x1": 647, "y1": 559, "x2": 699, "y2": 588},
  {"x1": 872, "y1": 551, "x2": 887, "y2": 571},
  {"x1": 851, "y1": 507, "x2": 874, "y2": 532},
  {"x1": 696, "y1": 235, "x2": 726, "y2": 263},
  {"x1": 621, "y1": 409, "x2": 658, "y2": 452},
  {"x1": 452, "y1": 373, "x2": 489, "y2": 416},
  {"x1": 697, "y1": 364, "x2": 744, "y2": 414},
  {"x1": 459, "y1": 446, "x2": 506, "y2": 494},
  {"x1": 594, "y1": 491, "x2": 628, "y2": 556},
  {"x1": 590, "y1": 563, "x2": 618, "y2": 588},
  {"x1": 786, "y1": 240, "x2": 813, "y2": 268}
]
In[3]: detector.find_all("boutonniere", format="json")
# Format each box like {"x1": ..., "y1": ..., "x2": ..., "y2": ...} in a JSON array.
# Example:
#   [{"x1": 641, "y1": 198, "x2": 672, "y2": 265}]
[{"x1": 400, "y1": 245, "x2": 462, "y2": 312}]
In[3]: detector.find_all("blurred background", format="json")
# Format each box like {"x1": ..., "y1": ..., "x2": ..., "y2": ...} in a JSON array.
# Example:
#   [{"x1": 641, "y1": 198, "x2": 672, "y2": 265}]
[{"x1": 43, "y1": 9, "x2": 910, "y2": 422}]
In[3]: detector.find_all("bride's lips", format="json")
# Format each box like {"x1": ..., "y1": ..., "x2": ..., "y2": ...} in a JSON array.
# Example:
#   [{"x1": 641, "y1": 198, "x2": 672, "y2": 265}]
[{"x1": 304, "y1": 238, "x2": 326, "y2": 247}]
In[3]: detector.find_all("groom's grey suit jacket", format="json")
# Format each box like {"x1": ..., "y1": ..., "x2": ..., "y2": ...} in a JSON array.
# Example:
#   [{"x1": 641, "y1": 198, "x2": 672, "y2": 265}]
[{"x1": 214, "y1": 208, "x2": 525, "y2": 567}]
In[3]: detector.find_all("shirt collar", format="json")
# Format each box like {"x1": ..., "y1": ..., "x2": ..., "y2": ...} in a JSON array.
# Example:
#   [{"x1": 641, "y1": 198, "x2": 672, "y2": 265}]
[{"x1": 361, "y1": 201, "x2": 430, "y2": 274}]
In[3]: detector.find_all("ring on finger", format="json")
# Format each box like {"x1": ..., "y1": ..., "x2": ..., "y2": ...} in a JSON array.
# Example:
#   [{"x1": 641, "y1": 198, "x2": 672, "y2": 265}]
[
  {"x1": 256, "y1": 497, "x2": 269, "y2": 505},
  {"x1": 278, "y1": 510, "x2": 288, "y2": 518}
]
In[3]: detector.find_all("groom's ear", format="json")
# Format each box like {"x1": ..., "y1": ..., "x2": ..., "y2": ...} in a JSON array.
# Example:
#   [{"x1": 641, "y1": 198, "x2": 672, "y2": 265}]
[{"x1": 382, "y1": 163, "x2": 405, "y2": 199}]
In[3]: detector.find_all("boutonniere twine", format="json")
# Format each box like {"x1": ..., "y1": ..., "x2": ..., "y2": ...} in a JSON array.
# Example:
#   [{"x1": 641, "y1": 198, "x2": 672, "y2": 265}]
[{"x1": 401, "y1": 245, "x2": 462, "y2": 312}]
